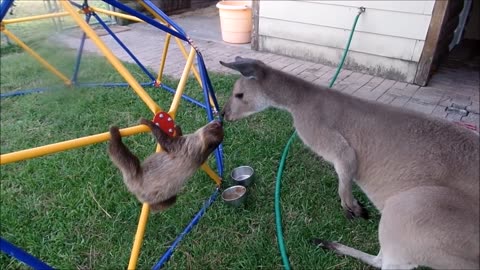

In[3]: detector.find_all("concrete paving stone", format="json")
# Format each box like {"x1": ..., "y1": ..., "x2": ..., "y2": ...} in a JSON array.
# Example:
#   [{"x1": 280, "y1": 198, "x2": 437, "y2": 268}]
[
  {"x1": 342, "y1": 83, "x2": 364, "y2": 95},
  {"x1": 358, "y1": 74, "x2": 374, "y2": 85},
  {"x1": 364, "y1": 76, "x2": 384, "y2": 88},
  {"x1": 412, "y1": 87, "x2": 444, "y2": 105},
  {"x1": 290, "y1": 62, "x2": 316, "y2": 75},
  {"x1": 282, "y1": 62, "x2": 304, "y2": 73},
  {"x1": 439, "y1": 94, "x2": 472, "y2": 107},
  {"x1": 304, "y1": 63, "x2": 322, "y2": 71},
  {"x1": 388, "y1": 83, "x2": 420, "y2": 97},
  {"x1": 353, "y1": 89, "x2": 380, "y2": 101},
  {"x1": 446, "y1": 113, "x2": 463, "y2": 122},
  {"x1": 339, "y1": 74, "x2": 372, "y2": 95},
  {"x1": 461, "y1": 113, "x2": 479, "y2": 126},
  {"x1": 318, "y1": 69, "x2": 340, "y2": 86},
  {"x1": 354, "y1": 86, "x2": 385, "y2": 101},
  {"x1": 390, "y1": 95, "x2": 411, "y2": 108},
  {"x1": 404, "y1": 99, "x2": 436, "y2": 115},
  {"x1": 370, "y1": 87, "x2": 390, "y2": 100},
  {"x1": 336, "y1": 69, "x2": 354, "y2": 81},
  {"x1": 387, "y1": 87, "x2": 412, "y2": 98},
  {"x1": 331, "y1": 81, "x2": 350, "y2": 91},
  {"x1": 269, "y1": 58, "x2": 292, "y2": 70},
  {"x1": 300, "y1": 74, "x2": 318, "y2": 83},
  {"x1": 431, "y1": 83, "x2": 476, "y2": 95},
  {"x1": 264, "y1": 54, "x2": 287, "y2": 64},
  {"x1": 404, "y1": 83, "x2": 421, "y2": 93},
  {"x1": 431, "y1": 105, "x2": 448, "y2": 119},
  {"x1": 392, "y1": 81, "x2": 408, "y2": 89},
  {"x1": 374, "y1": 79, "x2": 396, "y2": 91},
  {"x1": 342, "y1": 71, "x2": 364, "y2": 82},
  {"x1": 467, "y1": 102, "x2": 480, "y2": 114},
  {"x1": 313, "y1": 66, "x2": 333, "y2": 78},
  {"x1": 377, "y1": 93, "x2": 397, "y2": 104},
  {"x1": 314, "y1": 77, "x2": 333, "y2": 87}
]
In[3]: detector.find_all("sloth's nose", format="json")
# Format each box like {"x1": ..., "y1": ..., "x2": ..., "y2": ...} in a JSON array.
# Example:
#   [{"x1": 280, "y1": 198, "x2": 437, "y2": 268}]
[{"x1": 210, "y1": 120, "x2": 222, "y2": 128}]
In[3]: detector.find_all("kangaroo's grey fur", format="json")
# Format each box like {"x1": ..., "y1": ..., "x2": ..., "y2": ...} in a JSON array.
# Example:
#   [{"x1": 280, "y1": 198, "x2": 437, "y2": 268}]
[
  {"x1": 107, "y1": 118, "x2": 224, "y2": 212},
  {"x1": 220, "y1": 56, "x2": 479, "y2": 269}
]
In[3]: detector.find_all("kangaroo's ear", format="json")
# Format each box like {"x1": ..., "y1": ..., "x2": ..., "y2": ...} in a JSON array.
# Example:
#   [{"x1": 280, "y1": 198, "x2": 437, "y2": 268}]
[{"x1": 219, "y1": 56, "x2": 265, "y2": 80}]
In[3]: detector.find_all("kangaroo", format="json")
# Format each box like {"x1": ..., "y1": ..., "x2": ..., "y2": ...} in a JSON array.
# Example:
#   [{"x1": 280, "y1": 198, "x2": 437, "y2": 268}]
[
  {"x1": 107, "y1": 118, "x2": 224, "y2": 212},
  {"x1": 220, "y1": 56, "x2": 479, "y2": 269}
]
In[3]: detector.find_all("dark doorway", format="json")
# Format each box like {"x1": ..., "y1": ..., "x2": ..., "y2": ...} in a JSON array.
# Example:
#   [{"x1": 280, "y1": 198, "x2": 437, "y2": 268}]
[{"x1": 427, "y1": 0, "x2": 479, "y2": 94}]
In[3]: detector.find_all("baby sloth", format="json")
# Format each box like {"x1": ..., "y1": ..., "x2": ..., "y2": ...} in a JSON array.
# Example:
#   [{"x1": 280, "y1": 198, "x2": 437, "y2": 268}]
[{"x1": 107, "y1": 118, "x2": 224, "y2": 212}]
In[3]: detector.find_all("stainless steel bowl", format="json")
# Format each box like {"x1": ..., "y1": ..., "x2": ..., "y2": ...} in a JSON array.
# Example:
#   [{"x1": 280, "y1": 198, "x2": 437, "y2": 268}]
[
  {"x1": 231, "y1": 166, "x2": 255, "y2": 187},
  {"x1": 221, "y1": 185, "x2": 247, "y2": 207}
]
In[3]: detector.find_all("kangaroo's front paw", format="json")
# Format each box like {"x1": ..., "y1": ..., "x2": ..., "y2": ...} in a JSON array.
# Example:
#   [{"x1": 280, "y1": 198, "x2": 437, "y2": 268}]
[{"x1": 343, "y1": 201, "x2": 369, "y2": 220}]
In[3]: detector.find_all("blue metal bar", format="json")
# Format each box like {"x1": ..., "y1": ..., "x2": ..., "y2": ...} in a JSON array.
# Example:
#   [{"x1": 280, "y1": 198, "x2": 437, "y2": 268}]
[
  {"x1": 197, "y1": 53, "x2": 222, "y2": 116},
  {"x1": 1, "y1": 87, "x2": 49, "y2": 98},
  {"x1": 101, "y1": 0, "x2": 188, "y2": 42},
  {"x1": 0, "y1": 237, "x2": 55, "y2": 270},
  {"x1": 197, "y1": 53, "x2": 224, "y2": 176},
  {"x1": 151, "y1": 187, "x2": 220, "y2": 270},
  {"x1": 140, "y1": 0, "x2": 187, "y2": 37},
  {"x1": 0, "y1": 0, "x2": 15, "y2": 21},
  {"x1": 67, "y1": 0, "x2": 82, "y2": 9},
  {"x1": 91, "y1": 12, "x2": 156, "y2": 82},
  {"x1": 71, "y1": 13, "x2": 92, "y2": 84},
  {"x1": 160, "y1": 84, "x2": 206, "y2": 109}
]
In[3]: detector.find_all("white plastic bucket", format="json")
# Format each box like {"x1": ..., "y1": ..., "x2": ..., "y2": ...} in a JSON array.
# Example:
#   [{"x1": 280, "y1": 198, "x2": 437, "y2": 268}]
[{"x1": 216, "y1": 1, "x2": 253, "y2": 44}]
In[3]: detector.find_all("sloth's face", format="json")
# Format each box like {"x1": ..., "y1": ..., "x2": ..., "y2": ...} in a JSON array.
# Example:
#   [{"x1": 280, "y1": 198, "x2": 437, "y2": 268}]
[
  {"x1": 182, "y1": 120, "x2": 224, "y2": 165},
  {"x1": 200, "y1": 120, "x2": 224, "y2": 151}
]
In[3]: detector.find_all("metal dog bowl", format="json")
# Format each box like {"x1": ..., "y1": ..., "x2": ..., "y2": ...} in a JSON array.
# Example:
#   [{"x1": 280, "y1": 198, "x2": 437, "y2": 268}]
[
  {"x1": 231, "y1": 166, "x2": 255, "y2": 187},
  {"x1": 221, "y1": 185, "x2": 247, "y2": 207}
]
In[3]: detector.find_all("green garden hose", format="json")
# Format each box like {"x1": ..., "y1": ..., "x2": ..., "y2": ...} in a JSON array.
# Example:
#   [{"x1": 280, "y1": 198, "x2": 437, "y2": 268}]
[{"x1": 274, "y1": 7, "x2": 365, "y2": 270}]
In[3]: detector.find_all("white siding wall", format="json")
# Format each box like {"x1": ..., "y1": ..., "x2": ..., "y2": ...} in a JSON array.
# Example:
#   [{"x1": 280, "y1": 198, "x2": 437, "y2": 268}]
[{"x1": 258, "y1": 1, "x2": 436, "y2": 82}]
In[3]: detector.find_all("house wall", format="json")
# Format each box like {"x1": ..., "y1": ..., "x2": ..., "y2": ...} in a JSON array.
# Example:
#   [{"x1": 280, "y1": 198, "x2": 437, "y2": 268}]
[{"x1": 257, "y1": 1, "x2": 436, "y2": 82}]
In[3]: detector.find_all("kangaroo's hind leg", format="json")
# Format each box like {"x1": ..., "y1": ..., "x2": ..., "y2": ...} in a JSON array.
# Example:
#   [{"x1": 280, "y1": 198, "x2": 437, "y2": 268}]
[
  {"x1": 379, "y1": 187, "x2": 479, "y2": 270},
  {"x1": 312, "y1": 239, "x2": 382, "y2": 268}
]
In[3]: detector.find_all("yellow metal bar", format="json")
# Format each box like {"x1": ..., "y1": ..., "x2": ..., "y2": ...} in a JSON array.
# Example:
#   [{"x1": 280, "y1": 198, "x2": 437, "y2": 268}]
[
  {"x1": 168, "y1": 48, "x2": 196, "y2": 118},
  {"x1": 174, "y1": 38, "x2": 202, "y2": 85},
  {"x1": 127, "y1": 203, "x2": 150, "y2": 270},
  {"x1": 1, "y1": 29, "x2": 71, "y2": 85},
  {"x1": 59, "y1": 0, "x2": 162, "y2": 114},
  {"x1": 138, "y1": 0, "x2": 216, "y2": 110},
  {"x1": 137, "y1": 0, "x2": 168, "y2": 25},
  {"x1": 201, "y1": 163, "x2": 222, "y2": 186},
  {"x1": 2, "y1": 12, "x2": 71, "y2": 24},
  {"x1": 0, "y1": 125, "x2": 149, "y2": 165},
  {"x1": 90, "y1": 7, "x2": 143, "y2": 23},
  {"x1": 127, "y1": 142, "x2": 164, "y2": 269},
  {"x1": 156, "y1": 33, "x2": 172, "y2": 84},
  {"x1": 174, "y1": 38, "x2": 217, "y2": 110}
]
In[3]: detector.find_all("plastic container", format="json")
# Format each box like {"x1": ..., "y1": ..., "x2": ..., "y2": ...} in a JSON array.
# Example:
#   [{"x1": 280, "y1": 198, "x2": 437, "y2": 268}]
[{"x1": 216, "y1": 1, "x2": 252, "y2": 44}]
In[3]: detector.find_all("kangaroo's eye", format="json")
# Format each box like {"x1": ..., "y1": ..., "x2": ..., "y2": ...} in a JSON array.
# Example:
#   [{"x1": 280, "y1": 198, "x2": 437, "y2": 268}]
[{"x1": 235, "y1": 93, "x2": 244, "y2": 99}]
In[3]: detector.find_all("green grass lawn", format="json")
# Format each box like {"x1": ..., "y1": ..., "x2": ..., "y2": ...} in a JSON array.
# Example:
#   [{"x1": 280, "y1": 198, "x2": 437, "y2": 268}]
[{"x1": 0, "y1": 42, "x2": 380, "y2": 269}]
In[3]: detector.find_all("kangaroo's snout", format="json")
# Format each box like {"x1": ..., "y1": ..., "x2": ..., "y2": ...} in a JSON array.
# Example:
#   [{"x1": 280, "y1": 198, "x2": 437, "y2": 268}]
[{"x1": 220, "y1": 107, "x2": 231, "y2": 121}]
